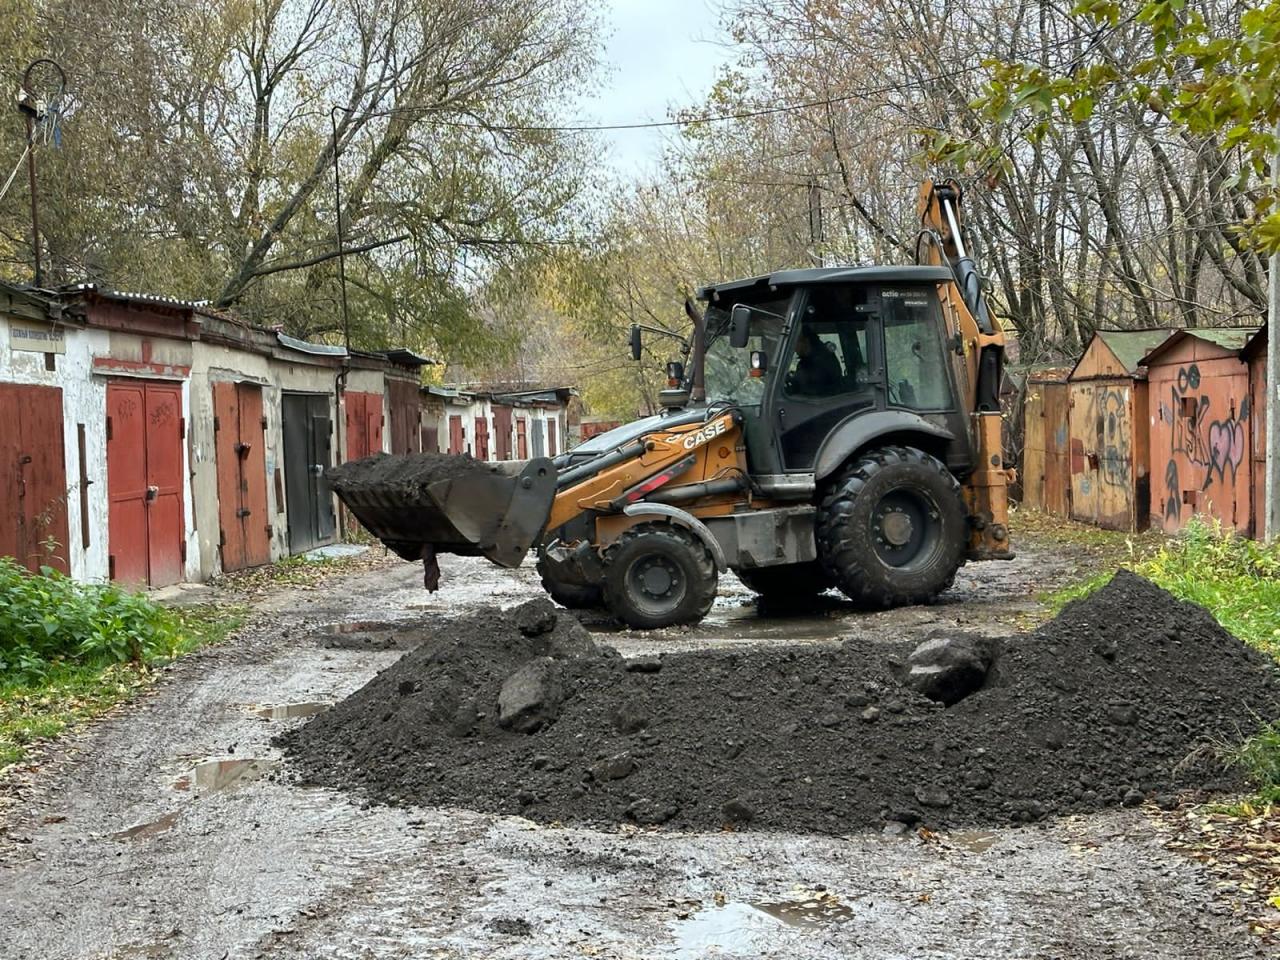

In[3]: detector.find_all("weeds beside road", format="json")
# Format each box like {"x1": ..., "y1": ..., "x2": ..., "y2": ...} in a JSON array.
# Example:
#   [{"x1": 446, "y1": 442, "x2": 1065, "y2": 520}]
[{"x1": 0, "y1": 548, "x2": 392, "y2": 772}]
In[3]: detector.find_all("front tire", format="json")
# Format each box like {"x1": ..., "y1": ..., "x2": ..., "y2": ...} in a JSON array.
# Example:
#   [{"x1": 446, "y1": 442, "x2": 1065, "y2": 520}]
[
  {"x1": 817, "y1": 446, "x2": 966, "y2": 608},
  {"x1": 603, "y1": 523, "x2": 718, "y2": 629},
  {"x1": 536, "y1": 551, "x2": 603, "y2": 609}
]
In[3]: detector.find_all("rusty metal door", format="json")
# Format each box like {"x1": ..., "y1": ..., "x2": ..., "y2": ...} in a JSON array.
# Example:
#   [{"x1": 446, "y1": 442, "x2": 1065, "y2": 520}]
[
  {"x1": 448, "y1": 415, "x2": 464, "y2": 454},
  {"x1": 345, "y1": 391, "x2": 383, "y2": 461},
  {"x1": 107, "y1": 380, "x2": 185, "y2": 586},
  {"x1": 213, "y1": 382, "x2": 270, "y2": 571},
  {"x1": 492, "y1": 405, "x2": 513, "y2": 459},
  {"x1": 0, "y1": 383, "x2": 70, "y2": 573},
  {"x1": 282, "y1": 393, "x2": 335, "y2": 553},
  {"x1": 474, "y1": 415, "x2": 489, "y2": 460},
  {"x1": 516, "y1": 417, "x2": 528, "y2": 459},
  {"x1": 386, "y1": 380, "x2": 420, "y2": 454},
  {"x1": 421, "y1": 424, "x2": 439, "y2": 453}
]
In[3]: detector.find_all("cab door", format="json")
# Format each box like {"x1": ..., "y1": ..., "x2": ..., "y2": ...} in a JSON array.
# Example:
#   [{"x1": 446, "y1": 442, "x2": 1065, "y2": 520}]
[{"x1": 773, "y1": 285, "x2": 882, "y2": 471}]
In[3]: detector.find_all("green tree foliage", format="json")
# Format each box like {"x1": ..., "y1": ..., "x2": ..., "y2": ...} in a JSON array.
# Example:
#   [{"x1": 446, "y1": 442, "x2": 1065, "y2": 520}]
[
  {"x1": 0, "y1": 0, "x2": 600, "y2": 364},
  {"x1": 945, "y1": 1, "x2": 1280, "y2": 249}
]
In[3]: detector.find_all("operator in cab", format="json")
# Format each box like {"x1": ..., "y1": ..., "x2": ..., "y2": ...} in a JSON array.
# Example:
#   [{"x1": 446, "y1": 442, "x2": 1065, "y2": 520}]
[{"x1": 788, "y1": 328, "x2": 843, "y2": 396}]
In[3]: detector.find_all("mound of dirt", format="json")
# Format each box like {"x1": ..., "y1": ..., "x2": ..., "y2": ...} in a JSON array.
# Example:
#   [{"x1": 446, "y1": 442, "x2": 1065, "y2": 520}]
[
  {"x1": 325, "y1": 452, "x2": 486, "y2": 492},
  {"x1": 279, "y1": 572, "x2": 1280, "y2": 833}
]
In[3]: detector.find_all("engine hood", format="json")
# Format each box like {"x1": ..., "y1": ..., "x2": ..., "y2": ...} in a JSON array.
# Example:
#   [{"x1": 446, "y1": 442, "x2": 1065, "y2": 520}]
[{"x1": 570, "y1": 407, "x2": 707, "y2": 458}]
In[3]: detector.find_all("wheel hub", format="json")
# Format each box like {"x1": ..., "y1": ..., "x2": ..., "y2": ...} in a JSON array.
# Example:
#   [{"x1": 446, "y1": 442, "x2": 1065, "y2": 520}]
[
  {"x1": 637, "y1": 558, "x2": 678, "y2": 597},
  {"x1": 879, "y1": 509, "x2": 914, "y2": 548}
]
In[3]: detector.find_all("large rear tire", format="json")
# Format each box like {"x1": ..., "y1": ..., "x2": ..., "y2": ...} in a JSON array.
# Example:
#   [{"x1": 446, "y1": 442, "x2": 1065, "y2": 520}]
[
  {"x1": 817, "y1": 446, "x2": 966, "y2": 608},
  {"x1": 736, "y1": 561, "x2": 834, "y2": 598},
  {"x1": 603, "y1": 523, "x2": 718, "y2": 629},
  {"x1": 536, "y1": 552, "x2": 603, "y2": 610}
]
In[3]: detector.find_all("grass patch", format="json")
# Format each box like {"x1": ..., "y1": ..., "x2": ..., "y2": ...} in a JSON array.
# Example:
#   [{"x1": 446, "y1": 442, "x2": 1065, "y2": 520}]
[{"x1": 0, "y1": 590, "x2": 247, "y2": 771}]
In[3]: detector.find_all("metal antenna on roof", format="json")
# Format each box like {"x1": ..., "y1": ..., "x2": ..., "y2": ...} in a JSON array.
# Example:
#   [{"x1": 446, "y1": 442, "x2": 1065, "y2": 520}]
[{"x1": 16, "y1": 58, "x2": 65, "y2": 289}]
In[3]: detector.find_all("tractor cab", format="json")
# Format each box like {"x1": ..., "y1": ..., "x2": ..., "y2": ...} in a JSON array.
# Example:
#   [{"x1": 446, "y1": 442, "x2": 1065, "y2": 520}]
[{"x1": 696, "y1": 266, "x2": 976, "y2": 482}]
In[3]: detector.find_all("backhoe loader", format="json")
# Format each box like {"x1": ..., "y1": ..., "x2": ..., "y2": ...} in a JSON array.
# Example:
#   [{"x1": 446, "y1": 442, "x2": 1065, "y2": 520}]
[{"x1": 331, "y1": 177, "x2": 1015, "y2": 628}]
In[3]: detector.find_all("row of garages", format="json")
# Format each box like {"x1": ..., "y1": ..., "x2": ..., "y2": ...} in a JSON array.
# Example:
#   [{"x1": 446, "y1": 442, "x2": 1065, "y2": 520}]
[
  {"x1": 0, "y1": 282, "x2": 574, "y2": 587},
  {"x1": 1022, "y1": 324, "x2": 1269, "y2": 536}
]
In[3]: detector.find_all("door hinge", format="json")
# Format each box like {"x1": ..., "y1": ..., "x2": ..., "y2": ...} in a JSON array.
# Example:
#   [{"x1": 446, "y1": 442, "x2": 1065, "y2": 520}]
[
  {"x1": 179, "y1": 417, "x2": 186, "y2": 439},
  {"x1": 106, "y1": 415, "x2": 113, "y2": 441},
  {"x1": 218, "y1": 529, "x2": 227, "y2": 547},
  {"x1": 213, "y1": 416, "x2": 220, "y2": 432},
  {"x1": 108, "y1": 555, "x2": 116, "y2": 579},
  {"x1": 265, "y1": 523, "x2": 274, "y2": 537},
  {"x1": 180, "y1": 542, "x2": 187, "y2": 562},
  {"x1": 260, "y1": 416, "x2": 268, "y2": 430}
]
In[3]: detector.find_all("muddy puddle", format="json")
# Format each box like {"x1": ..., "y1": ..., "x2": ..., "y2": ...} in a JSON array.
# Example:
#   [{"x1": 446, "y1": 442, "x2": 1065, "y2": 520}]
[
  {"x1": 172, "y1": 757, "x2": 276, "y2": 796},
  {"x1": 671, "y1": 892, "x2": 854, "y2": 956},
  {"x1": 316, "y1": 620, "x2": 423, "y2": 651},
  {"x1": 250, "y1": 701, "x2": 331, "y2": 720},
  {"x1": 111, "y1": 811, "x2": 180, "y2": 841}
]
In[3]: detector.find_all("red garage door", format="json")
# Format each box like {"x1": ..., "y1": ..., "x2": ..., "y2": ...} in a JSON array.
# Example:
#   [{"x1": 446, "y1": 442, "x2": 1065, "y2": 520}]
[
  {"x1": 345, "y1": 391, "x2": 384, "y2": 461},
  {"x1": 107, "y1": 380, "x2": 185, "y2": 587},
  {"x1": 213, "y1": 382, "x2": 270, "y2": 572},
  {"x1": 0, "y1": 384, "x2": 70, "y2": 573}
]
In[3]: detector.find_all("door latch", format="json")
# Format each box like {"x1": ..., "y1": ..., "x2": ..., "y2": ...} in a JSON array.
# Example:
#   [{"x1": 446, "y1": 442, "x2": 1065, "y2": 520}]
[{"x1": 145, "y1": 485, "x2": 159, "y2": 502}]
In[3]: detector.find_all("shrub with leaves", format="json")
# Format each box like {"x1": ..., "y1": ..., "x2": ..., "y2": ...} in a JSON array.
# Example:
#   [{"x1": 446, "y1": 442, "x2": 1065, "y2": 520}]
[{"x1": 0, "y1": 558, "x2": 183, "y2": 680}]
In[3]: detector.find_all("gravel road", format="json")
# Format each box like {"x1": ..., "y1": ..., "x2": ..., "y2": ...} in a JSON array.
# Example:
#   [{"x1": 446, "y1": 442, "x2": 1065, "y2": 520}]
[{"x1": 0, "y1": 545, "x2": 1267, "y2": 959}]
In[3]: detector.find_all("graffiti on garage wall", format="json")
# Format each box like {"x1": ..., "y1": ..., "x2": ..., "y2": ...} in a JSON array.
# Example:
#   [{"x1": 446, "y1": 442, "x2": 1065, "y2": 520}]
[{"x1": 1158, "y1": 363, "x2": 1250, "y2": 522}]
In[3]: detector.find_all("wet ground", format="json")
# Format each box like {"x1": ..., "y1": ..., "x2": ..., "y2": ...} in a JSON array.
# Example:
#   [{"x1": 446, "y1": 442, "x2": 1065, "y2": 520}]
[{"x1": 0, "y1": 543, "x2": 1268, "y2": 959}]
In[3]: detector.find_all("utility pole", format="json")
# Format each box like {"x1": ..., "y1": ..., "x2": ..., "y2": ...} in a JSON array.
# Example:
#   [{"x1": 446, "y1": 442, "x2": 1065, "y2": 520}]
[{"x1": 1267, "y1": 125, "x2": 1280, "y2": 540}]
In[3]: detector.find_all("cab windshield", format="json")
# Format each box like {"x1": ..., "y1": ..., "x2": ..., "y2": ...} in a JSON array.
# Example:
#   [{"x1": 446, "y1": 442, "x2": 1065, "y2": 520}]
[{"x1": 702, "y1": 296, "x2": 790, "y2": 404}]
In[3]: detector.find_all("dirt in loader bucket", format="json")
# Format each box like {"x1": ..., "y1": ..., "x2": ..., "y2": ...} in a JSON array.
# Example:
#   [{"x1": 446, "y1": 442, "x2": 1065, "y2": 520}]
[{"x1": 326, "y1": 452, "x2": 557, "y2": 591}]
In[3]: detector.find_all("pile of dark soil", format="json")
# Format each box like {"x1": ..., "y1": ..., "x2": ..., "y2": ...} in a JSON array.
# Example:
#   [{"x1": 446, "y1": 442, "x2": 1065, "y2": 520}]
[
  {"x1": 325, "y1": 452, "x2": 486, "y2": 492},
  {"x1": 279, "y1": 572, "x2": 1280, "y2": 833}
]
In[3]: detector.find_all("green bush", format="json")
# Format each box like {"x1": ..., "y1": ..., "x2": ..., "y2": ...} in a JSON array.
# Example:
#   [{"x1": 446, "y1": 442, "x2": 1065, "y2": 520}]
[
  {"x1": 0, "y1": 558, "x2": 183, "y2": 680},
  {"x1": 1136, "y1": 518, "x2": 1280, "y2": 658}
]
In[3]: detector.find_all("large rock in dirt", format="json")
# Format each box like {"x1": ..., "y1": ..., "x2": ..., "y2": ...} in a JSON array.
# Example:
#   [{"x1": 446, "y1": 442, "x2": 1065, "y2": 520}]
[
  {"x1": 516, "y1": 599, "x2": 559, "y2": 637},
  {"x1": 498, "y1": 657, "x2": 565, "y2": 733},
  {"x1": 902, "y1": 635, "x2": 992, "y2": 705}
]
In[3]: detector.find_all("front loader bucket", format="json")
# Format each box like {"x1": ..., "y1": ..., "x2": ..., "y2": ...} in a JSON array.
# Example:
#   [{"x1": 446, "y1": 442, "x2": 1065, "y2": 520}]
[{"x1": 326, "y1": 455, "x2": 557, "y2": 568}]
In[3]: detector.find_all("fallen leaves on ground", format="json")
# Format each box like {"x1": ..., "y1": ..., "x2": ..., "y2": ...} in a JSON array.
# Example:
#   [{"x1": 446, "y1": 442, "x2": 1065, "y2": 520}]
[
  {"x1": 1157, "y1": 800, "x2": 1280, "y2": 943},
  {"x1": 211, "y1": 547, "x2": 394, "y2": 598}
]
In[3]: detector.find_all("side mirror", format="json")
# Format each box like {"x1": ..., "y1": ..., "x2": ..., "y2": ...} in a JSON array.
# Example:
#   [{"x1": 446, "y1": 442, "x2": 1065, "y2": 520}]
[
  {"x1": 749, "y1": 350, "x2": 768, "y2": 378},
  {"x1": 629, "y1": 323, "x2": 642, "y2": 361},
  {"x1": 729, "y1": 304, "x2": 751, "y2": 349},
  {"x1": 665, "y1": 361, "x2": 685, "y2": 386}
]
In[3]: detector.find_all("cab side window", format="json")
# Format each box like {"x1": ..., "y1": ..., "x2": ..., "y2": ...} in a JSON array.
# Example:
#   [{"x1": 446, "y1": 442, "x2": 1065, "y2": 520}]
[
  {"x1": 882, "y1": 289, "x2": 952, "y2": 410},
  {"x1": 782, "y1": 290, "x2": 870, "y2": 400}
]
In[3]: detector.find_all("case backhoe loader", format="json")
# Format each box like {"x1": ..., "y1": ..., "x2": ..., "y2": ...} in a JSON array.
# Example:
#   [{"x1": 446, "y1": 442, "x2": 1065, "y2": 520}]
[{"x1": 331, "y1": 178, "x2": 1015, "y2": 628}]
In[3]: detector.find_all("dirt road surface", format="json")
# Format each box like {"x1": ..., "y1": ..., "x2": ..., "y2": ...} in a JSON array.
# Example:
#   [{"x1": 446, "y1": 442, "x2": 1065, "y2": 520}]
[{"x1": 0, "y1": 542, "x2": 1266, "y2": 959}]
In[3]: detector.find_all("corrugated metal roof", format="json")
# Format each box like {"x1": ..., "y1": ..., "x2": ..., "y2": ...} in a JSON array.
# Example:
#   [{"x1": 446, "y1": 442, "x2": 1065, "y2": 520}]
[
  {"x1": 1094, "y1": 329, "x2": 1177, "y2": 374},
  {"x1": 67, "y1": 282, "x2": 209, "y2": 309},
  {"x1": 276, "y1": 332, "x2": 347, "y2": 357}
]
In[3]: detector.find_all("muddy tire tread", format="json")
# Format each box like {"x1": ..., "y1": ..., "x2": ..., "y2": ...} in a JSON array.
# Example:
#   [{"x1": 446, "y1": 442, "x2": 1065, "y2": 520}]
[{"x1": 816, "y1": 445, "x2": 966, "y2": 609}]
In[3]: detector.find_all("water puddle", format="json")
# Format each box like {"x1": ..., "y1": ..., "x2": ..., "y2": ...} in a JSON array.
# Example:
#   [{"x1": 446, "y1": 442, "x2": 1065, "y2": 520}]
[
  {"x1": 250, "y1": 701, "x2": 331, "y2": 720},
  {"x1": 755, "y1": 892, "x2": 855, "y2": 927},
  {"x1": 671, "y1": 902, "x2": 786, "y2": 957},
  {"x1": 175, "y1": 757, "x2": 276, "y2": 796},
  {"x1": 324, "y1": 620, "x2": 398, "y2": 634},
  {"x1": 111, "y1": 811, "x2": 180, "y2": 841},
  {"x1": 949, "y1": 830, "x2": 998, "y2": 853},
  {"x1": 670, "y1": 892, "x2": 853, "y2": 956}
]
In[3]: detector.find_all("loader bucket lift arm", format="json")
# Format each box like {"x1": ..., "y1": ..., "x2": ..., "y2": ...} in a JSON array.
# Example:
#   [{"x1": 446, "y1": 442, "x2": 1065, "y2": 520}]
[{"x1": 916, "y1": 176, "x2": 1013, "y2": 561}]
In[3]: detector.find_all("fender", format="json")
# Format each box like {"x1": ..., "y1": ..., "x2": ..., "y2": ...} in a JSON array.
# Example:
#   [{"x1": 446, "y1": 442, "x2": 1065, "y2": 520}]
[
  {"x1": 621, "y1": 502, "x2": 728, "y2": 572},
  {"x1": 813, "y1": 410, "x2": 955, "y2": 482}
]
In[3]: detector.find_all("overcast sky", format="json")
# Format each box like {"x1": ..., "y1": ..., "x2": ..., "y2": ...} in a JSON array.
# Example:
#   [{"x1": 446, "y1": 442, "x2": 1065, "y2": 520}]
[{"x1": 577, "y1": 0, "x2": 737, "y2": 178}]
